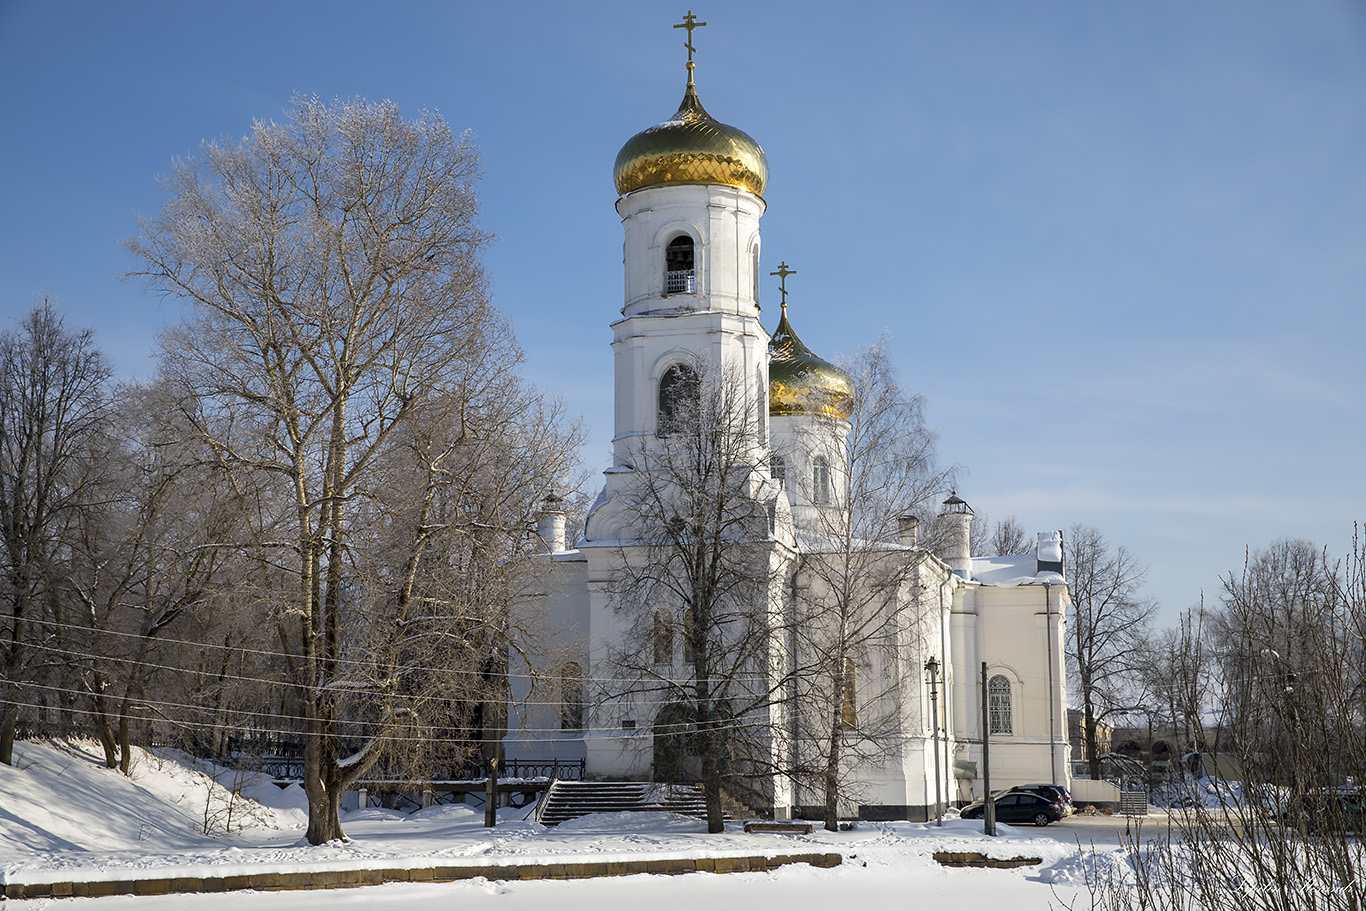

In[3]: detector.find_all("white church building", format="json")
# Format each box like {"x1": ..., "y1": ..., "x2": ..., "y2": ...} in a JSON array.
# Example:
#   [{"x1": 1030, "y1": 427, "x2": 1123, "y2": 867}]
[{"x1": 508, "y1": 20, "x2": 1070, "y2": 822}]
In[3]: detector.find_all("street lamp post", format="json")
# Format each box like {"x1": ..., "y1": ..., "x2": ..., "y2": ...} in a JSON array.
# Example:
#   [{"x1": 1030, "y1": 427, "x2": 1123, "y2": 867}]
[{"x1": 926, "y1": 656, "x2": 943, "y2": 826}]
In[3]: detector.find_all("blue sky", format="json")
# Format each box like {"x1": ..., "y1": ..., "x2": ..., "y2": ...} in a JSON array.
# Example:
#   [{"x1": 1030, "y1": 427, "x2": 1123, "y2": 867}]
[{"x1": 2, "y1": 1, "x2": 1363, "y2": 625}]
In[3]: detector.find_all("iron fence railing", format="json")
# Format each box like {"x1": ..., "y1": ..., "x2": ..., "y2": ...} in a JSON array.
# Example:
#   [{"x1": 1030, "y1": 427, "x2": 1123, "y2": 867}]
[
  {"x1": 257, "y1": 755, "x2": 585, "y2": 783},
  {"x1": 666, "y1": 269, "x2": 695, "y2": 294}
]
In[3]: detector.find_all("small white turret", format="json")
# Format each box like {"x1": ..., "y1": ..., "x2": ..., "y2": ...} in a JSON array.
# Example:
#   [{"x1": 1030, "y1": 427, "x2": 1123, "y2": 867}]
[
  {"x1": 938, "y1": 493, "x2": 974, "y2": 580},
  {"x1": 537, "y1": 492, "x2": 567, "y2": 554}
]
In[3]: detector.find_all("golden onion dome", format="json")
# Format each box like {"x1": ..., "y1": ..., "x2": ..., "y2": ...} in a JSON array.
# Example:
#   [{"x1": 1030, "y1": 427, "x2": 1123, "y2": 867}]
[
  {"x1": 614, "y1": 83, "x2": 769, "y2": 197},
  {"x1": 768, "y1": 303, "x2": 855, "y2": 421}
]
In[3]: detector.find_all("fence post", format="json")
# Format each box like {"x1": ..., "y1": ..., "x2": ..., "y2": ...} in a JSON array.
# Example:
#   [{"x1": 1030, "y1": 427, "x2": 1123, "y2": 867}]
[
  {"x1": 484, "y1": 758, "x2": 499, "y2": 828},
  {"x1": 358, "y1": 788, "x2": 368, "y2": 811},
  {"x1": 422, "y1": 788, "x2": 433, "y2": 809}
]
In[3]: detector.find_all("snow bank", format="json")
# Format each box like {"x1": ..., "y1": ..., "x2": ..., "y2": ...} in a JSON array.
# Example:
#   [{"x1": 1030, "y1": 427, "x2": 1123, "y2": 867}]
[{"x1": 0, "y1": 739, "x2": 1137, "y2": 910}]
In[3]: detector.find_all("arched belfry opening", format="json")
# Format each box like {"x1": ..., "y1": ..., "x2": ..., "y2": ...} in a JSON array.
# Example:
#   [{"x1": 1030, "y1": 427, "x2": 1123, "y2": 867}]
[{"x1": 665, "y1": 235, "x2": 696, "y2": 293}]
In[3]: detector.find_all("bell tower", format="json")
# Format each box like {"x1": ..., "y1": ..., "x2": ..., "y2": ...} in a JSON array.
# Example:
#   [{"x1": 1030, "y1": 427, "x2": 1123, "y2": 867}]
[{"x1": 607, "y1": 13, "x2": 771, "y2": 470}]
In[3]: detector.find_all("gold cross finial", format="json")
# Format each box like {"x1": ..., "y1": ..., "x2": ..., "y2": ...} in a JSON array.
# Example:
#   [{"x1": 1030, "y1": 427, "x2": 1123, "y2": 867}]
[
  {"x1": 770, "y1": 261, "x2": 796, "y2": 310},
  {"x1": 673, "y1": 11, "x2": 707, "y2": 86}
]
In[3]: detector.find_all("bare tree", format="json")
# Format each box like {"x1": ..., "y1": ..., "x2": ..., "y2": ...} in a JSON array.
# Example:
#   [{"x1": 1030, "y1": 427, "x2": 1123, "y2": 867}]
[
  {"x1": 1085, "y1": 531, "x2": 1366, "y2": 911},
  {"x1": 1212, "y1": 539, "x2": 1353, "y2": 791},
  {"x1": 0, "y1": 301, "x2": 112, "y2": 764},
  {"x1": 787, "y1": 342, "x2": 951, "y2": 830},
  {"x1": 1066, "y1": 523, "x2": 1156, "y2": 781},
  {"x1": 62, "y1": 381, "x2": 246, "y2": 773},
  {"x1": 1138, "y1": 605, "x2": 1212, "y2": 765},
  {"x1": 971, "y1": 513, "x2": 1032, "y2": 557},
  {"x1": 604, "y1": 357, "x2": 783, "y2": 833},
  {"x1": 352, "y1": 360, "x2": 583, "y2": 783},
  {"x1": 126, "y1": 95, "x2": 568, "y2": 843}
]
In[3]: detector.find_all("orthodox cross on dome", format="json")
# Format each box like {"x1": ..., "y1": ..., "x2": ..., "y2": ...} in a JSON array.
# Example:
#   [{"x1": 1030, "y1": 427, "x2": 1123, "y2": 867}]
[
  {"x1": 770, "y1": 261, "x2": 796, "y2": 311},
  {"x1": 673, "y1": 11, "x2": 707, "y2": 86}
]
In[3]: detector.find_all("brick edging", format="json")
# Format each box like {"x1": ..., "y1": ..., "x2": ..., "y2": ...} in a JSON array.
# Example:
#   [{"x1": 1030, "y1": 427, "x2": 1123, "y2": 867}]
[{"x1": 2, "y1": 852, "x2": 842, "y2": 900}]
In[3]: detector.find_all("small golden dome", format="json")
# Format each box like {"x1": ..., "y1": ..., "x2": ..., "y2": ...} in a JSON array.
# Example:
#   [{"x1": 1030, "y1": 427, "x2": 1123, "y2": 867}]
[
  {"x1": 768, "y1": 304, "x2": 855, "y2": 420},
  {"x1": 614, "y1": 84, "x2": 769, "y2": 197}
]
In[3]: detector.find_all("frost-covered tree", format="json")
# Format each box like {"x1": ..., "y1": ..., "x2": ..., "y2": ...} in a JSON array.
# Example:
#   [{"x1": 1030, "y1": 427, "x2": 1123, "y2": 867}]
[
  {"x1": 787, "y1": 342, "x2": 951, "y2": 830},
  {"x1": 128, "y1": 96, "x2": 576, "y2": 843},
  {"x1": 604, "y1": 357, "x2": 781, "y2": 833}
]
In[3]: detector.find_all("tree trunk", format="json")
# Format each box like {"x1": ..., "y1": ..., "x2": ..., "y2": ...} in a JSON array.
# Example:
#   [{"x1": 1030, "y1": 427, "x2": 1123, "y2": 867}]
[
  {"x1": 90, "y1": 688, "x2": 118, "y2": 769},
  {"x1": 305, "y1": 779, "x2": 344, "y2": 845},
  {"x1": 117, "y1": 686, "x2": 136, "y2": 776},
  {"x1": 823, "y1": 716, "x2": 842, "y2": 832},
  {"x1": 303, "y1": 737, "x2": 347, "y2": 844},
  {"x1": 1, "y1": 599, "x2": 28, "y2": 765},
  {"x1": 118, "y1": 712, "x2": 132, "y2": 776},
  {"x1": 0, "y1": 710, "x2": 15, "y2": 764},
  {"x1": 823, "y1": 655, "x2": 847, "y2": 832},
  {"x1": 1084, "y1": 701, "x2": 1101, "y2": 781},
  {"x1": 699, "y1": 715, "x2": 724, "y2": 834}
]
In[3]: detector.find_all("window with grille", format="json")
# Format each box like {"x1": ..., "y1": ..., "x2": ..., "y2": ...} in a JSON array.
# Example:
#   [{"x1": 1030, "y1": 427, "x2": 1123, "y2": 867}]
[
  {"x1": 653, "y1": 610, "x2": 673, "y2": 664},
  {"x1": 840, "y1": 658, "x2": 857, "y2": 729},
  {"x1": 988, "y1": 674, "x2": 1013, "y2": 735},
  {"x1": 813, "y1": 456, "x2": 831, "y2": 505}
]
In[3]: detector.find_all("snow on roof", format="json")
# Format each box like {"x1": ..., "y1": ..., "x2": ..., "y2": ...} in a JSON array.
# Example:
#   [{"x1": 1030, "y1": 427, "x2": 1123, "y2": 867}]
[{"x1": 971, "y1": 551, "x2": 1065, "y2": 587}]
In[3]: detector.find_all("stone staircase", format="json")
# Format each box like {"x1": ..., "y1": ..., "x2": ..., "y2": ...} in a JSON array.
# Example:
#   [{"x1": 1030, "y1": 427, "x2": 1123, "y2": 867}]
[{"x1": 535, "y1": 781, "x2": 709, "y2": 826}]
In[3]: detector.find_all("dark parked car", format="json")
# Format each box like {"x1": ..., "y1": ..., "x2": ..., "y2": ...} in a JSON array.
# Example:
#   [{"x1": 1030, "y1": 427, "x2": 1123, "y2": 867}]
[
  {"x1": 1011, "y1": 783, "x2": 1074, "y2": 815},
  {"x1": 1284, "y1": 788, "x2": 1362, "y2": 833},
  {"x1": 959, "y1": 791, "x2": 1065, "y2": 827}
]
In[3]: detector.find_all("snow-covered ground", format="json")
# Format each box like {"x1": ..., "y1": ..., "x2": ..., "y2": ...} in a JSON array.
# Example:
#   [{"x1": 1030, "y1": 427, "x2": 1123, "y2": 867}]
[{"x1": 1, "y1": 740, "x2": 1141, "y2": 910}]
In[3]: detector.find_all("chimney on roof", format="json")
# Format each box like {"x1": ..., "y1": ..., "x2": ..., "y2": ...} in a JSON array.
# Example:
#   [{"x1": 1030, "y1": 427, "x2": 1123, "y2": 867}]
[
  {"x1": 897, "y1": 514, "x2": 919, "y2": 548},
  {"x1": 1036, "y1": 529, "x2": 1064, "y2": 575}
]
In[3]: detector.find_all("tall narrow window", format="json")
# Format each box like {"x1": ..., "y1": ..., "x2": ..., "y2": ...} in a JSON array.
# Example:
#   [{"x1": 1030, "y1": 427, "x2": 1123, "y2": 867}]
[
  {"x1": 681, "y1": 609, "x2": 695, "y2": 663},
  {"x1": 561, "y1": 662, "x2": 584, "y2": 731},
  {"x1": 840, "y1": 658, "x2": 857, "y2": 729},
  {"x1": 657, "y1": 364, "x2": 699, "y2": 436},
  {"x1": 988, "y1": 674, "x2": 1013, "y2": 735},
  {"x1": 771, "y1": 454, "x2": 786, "y2": 484},
  {"x1": 665, "y1": 235, "x2": 695, "y2": 293},
  {"x1": 813, "y1": 456, "x2": 831, "y2": 505},
  {"x1": 653, "y1": 610, "x2": 673, "y2": 664},
  {"x1": 751, "y1": 247, "x2": 760, "y2": 303},
  {"x1": 756, "y1": 365, "x2": 766, "y2": 444}
]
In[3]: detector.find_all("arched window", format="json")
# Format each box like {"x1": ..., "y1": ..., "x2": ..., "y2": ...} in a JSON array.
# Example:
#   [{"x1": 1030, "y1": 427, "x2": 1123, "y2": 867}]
[
  {"x1": 751, "y1": 246, "x2": 760, "y2": 303},
  {"x1": 681, "y1": 609, "x2": 695, "y2": 663},
  {"x1": 657, "y1": 364, "x2": 699, "y2": 436},
  {"x1": 988, "y1": 674, "x2": 1012, "y2": 735},
  {"x1": 560, "y1": 662, "x2": 584, "y2": 731},
  {"x1": 840, "y1": 658, "x2": 857, "y2": 729},
  {"x1": 813, "y1": 456, "x2": 831, "y2": 505},
  {"x1": 653, "y1": 610, "x2": 673, "y2": 664},
  {"x1": 665, "y1": 235, "x2": 695, "y2": 293},
  {"x1": 771, "y1": 454, "x2": 786, "y2": 484}
]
